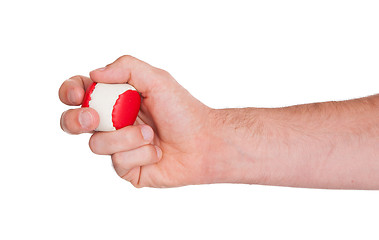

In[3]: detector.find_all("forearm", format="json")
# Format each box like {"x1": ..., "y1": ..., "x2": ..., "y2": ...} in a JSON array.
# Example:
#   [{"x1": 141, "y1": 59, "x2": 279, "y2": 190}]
[{"x1": 209, "y1": 94, "x2": 379, "y2": 189}]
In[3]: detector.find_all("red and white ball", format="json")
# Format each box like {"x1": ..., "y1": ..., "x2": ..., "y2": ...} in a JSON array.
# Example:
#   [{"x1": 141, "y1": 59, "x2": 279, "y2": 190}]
[{"x1": 82, "y1": 83, "x2": 141, "y2": 131}]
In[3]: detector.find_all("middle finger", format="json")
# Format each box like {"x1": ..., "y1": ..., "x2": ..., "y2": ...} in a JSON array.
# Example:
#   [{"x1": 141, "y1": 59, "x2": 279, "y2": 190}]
[{"x1": 89, "y1": 125, "x2": 154, "y2": 155}]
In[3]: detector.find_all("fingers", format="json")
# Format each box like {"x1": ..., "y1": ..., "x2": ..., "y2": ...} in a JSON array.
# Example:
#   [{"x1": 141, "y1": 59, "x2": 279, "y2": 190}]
[
  {"x1": 59, "y1": 75, "x2": 93, "y2": 106},
  {"x1": 89, "y1": 55, "x2": 170, "y2": 96},
  {"x1": 88, "y1": 124, "x2": 162, "y2": 185},
  {"x1": 111, "y1": 144, "x2": 163, "y2": 179},
  {"x1": 59, "y1": 76, "x2": 99, "y2": 134},
  {"x1": 89, "y1": 125, "x2": 154, "y2": 155},
  {"x1": 60, "y1": 108, "x2": 100, "y2": 134}
]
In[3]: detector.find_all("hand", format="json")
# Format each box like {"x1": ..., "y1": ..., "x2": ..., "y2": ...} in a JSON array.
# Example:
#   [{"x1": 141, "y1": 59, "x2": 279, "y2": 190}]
[{"x1": 59, "y1": 55, "x2": 219, "y2": 187}]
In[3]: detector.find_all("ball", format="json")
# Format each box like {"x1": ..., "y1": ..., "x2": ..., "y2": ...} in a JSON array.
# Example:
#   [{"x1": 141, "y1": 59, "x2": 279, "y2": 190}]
[{"x1": 82, "y1": 83, "x2": 141, "y2": 131}]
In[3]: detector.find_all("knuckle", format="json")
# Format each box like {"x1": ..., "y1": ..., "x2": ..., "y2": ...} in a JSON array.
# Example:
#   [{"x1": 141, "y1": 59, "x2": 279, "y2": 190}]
[
  {"x1": 131, "y1": 181, "x2": 143, "y2": 188},
  {"x1": 122, "y1": 171, "x2": 136, "y2": 184},
  {"x1": 105, "y1": 133, "x2": 120, "y2": 148},
  {"x1": 67, "y1": 75, "x2": 86, "y2": 85},
  {"x1": 118, "y1": 55, "x2": 136, "y2": 64},
  {"x1": 111, "y1": 152, "x2": 123, "y2": 167},
  {"x1": 154, "y1": 68, "x2": 171, "y2": 78},
  {"x1": 117, "y1": 126, "x2": 141, "y2": 146},
  {"x1": 69, "y1": 75, "x2": 82, "y2": 80},
  {"x1": 119, "y1": 128, "x2": 134, "y2": 144},
  {"x1": 122, "y1": 168, "x2": 143, "y2": 188}
]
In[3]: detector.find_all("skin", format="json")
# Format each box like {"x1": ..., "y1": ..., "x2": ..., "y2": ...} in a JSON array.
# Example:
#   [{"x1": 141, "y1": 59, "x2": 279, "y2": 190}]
[{"x1": 59, "y1": 55, "x2": 379, "y2": 189}]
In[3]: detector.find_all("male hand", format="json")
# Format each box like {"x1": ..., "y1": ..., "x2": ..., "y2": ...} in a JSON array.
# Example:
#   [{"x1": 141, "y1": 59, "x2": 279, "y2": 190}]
[{"x1": 59, "y1": 55, "x2": 217, "y2": 187}]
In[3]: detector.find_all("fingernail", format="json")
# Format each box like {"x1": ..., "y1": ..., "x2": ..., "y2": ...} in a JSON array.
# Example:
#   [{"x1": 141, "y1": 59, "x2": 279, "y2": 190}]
[
  {"x1": 94, "y1": 67, "x2": 107, "y2": 72},
  {"x1": 90, "y1": 67, "x2": 107, "y2": 76},
  {"x1": 79, "y1": 110, "x2": 93, "y2": 129},
  {"x1": 155, "y1": 146, "x2": 162, "y2": 160},
  {"x1": 140, "y1": 125, "x2": 153, "y2": 141}
]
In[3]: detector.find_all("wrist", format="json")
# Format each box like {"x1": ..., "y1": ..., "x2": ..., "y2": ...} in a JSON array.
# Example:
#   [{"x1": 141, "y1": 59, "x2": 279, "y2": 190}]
[
  {"x1": 206, "y1": 106, "x2": 316, "y2": 187},
  {"x1": 204, "y1": 108, "x2": 267, "y2": 185}
]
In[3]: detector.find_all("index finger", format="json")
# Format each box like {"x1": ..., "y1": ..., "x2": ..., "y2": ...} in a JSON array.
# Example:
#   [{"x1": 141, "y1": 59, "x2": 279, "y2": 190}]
[
  {"x1": 58, "y1": 75, "x2": 94, "y2": 106},
  {"x1": 89, "y1": 55, "x2": 159, "y2": 97}
]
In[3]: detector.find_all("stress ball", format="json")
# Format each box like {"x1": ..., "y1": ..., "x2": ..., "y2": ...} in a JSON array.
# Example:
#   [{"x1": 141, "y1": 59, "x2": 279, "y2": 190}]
[{"x1": 82, "y1": 83, "x2": 141, "y2": 131}]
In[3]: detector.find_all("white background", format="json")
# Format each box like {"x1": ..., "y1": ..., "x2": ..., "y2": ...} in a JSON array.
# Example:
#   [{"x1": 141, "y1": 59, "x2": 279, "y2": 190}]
[{"x1": 0, "y1": 0, "x2": 378, "y2": 239}]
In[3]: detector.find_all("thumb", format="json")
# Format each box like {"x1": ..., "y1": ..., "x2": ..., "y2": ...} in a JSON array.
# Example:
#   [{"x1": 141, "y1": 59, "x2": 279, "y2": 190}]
[{"x1": 89, "y1": 55, "x2": 159, "y2": 96}]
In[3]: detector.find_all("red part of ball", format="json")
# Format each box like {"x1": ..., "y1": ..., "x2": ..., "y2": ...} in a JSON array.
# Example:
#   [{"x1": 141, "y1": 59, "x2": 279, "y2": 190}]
[
  {"x1": 82, "y1": 82, "x2": 97, "y2": 108},
  {"x1": 112, "y1": 90, "x2": 141, "y2": 129}
]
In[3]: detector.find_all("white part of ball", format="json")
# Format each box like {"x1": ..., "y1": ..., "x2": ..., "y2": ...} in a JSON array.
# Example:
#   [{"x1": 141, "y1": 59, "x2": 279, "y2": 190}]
[{"x1": 88, "y1": 83, "x2": 136, "y2": 131}]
